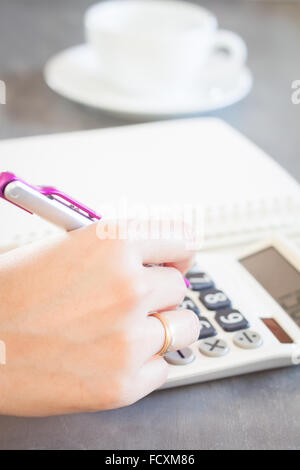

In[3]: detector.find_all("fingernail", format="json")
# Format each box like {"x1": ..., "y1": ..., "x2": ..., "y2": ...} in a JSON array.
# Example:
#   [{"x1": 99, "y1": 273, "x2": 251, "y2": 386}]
[{"x1": 184, "y1": 277, "x2": 191, "y2": 288}]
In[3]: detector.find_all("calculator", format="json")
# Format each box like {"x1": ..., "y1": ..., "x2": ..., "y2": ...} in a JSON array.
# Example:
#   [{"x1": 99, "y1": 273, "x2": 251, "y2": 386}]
[{"x1": 163, "y1": 235, "x2": 300, "y2": 388}]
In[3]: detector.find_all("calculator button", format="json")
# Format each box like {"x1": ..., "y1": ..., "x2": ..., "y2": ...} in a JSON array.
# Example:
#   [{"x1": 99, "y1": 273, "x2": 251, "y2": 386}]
[
  {"x1": 198, "y1": 316, "x2": 217, "y2": 340},
  {"x1": 186, "y1": 272, "x2": 215, "y2": 291},
  {"x1": 164, "y1": 348, "x2": 195, "y2": 365},
  {"x1": 215, "y1": 309, "x2": 249, "y2": 332},
  {"x1": 180, "y1": 297, "x2": 200, "y2": 316},
  {"x1": 199, "y1": 289, "x2": 231, "y2": 311},
  {"x1": 199, "y1": 338, "x2": 229, "y2": 357},
  {"x1": 233, "y1": 330, "x2": 263, "y2": 349}
]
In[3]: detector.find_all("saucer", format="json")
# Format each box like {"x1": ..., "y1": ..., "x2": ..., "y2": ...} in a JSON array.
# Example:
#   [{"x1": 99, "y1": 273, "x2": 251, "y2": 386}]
[{"x1": 44, "y1": 44, "x2": 253, "y2": 118}]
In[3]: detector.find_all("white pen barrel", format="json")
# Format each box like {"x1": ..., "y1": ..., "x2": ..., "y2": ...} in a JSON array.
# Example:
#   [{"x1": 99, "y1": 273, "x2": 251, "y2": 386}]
[{"x1": 4, "y1": 181, "x2": 92, "y2": 231}]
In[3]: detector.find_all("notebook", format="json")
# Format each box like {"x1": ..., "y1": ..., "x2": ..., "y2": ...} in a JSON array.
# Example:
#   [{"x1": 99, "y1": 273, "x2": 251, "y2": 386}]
[{"x1": 0, "y1": 118, "x2": 299, "y2": 252}]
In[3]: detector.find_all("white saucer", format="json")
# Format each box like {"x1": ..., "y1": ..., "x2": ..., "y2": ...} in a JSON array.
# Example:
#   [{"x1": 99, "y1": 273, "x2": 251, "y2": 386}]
[{"x1": 44, "y1": 44, "x2": 253, "y2": 118}]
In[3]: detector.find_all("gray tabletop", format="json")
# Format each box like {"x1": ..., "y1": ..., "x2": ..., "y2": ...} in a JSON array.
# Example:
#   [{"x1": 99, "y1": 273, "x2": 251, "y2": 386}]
[{"x1": 0, "y1": 0, "x2": 300, "y2": 450}]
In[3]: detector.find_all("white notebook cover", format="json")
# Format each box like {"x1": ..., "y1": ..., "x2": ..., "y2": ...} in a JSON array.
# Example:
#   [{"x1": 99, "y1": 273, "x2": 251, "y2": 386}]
[{"x1": 0, "y1": 118, "x2": 299, "y2": 251}]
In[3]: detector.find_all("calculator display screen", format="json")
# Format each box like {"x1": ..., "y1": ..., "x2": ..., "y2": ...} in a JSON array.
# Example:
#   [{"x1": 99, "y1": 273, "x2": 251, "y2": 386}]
[{"x1": 240, "y1": 247, "x2": 300, "y2": 327}]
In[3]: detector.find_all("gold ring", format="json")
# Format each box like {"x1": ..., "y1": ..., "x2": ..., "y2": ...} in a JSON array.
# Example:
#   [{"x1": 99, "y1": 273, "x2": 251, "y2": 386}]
[{"x1": 150, "y1": 313, "x2": 173, "y2": 356}]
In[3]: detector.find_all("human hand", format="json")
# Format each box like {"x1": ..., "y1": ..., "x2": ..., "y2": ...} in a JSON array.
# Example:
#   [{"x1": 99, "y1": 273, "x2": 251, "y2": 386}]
[{"x1": 0, "y1": 222, "x2": 199, "y2": 416}]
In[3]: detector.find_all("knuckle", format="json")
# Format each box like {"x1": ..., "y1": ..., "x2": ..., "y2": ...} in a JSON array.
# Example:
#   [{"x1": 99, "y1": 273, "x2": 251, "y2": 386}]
[
  {"x1": 117, "y1": 378, "x2": 137, "y2": 408},
  {"x1": 89, "y1": 378, "x2": 127, "y2": 411},
  {"x1": 108, "y1": 328, "x2": 142, "y2": 375},
  {"x1": 110, "y1": 369, "x2": 141, "y2": 409},
  {"x1": 119, "y1": 328, "x2": 138, "y2": 367},
  {"x1": 70, "y1": 330, "x2": 143, "y2": 413},
  {"x1": 112, "y1": 242, "x2": 146, "y2": 307},
  {"x1": 116, "y1": 239, "x2": 140, "y2": 270},
  {"x1": 83, "y1": 368, "x2": 134, "y2": 412},
  {"x1": 117, "y1": 271, "x2": 145, "y2": 308},
  {"x1": 108, "y1": 329, "x2": 138, "y2": 369}
]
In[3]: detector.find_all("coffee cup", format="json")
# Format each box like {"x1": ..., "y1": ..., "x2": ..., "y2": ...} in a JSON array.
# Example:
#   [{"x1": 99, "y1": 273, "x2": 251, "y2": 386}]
[{"x1": 85, "y1": 0, "x2": 247, "y2": 97}]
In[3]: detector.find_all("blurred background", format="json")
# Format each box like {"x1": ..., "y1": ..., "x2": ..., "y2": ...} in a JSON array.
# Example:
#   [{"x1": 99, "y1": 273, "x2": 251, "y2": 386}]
[
  {"x1": 0, "y1": 1, "x2": 300, "y2": 451},
  {"x1": 0, "y1": 0, "x2": 299, "y2": 181}
]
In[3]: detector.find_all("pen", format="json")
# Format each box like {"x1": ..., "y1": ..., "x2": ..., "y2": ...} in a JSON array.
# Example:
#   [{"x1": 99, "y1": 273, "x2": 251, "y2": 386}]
[
  {"x1": 0, "y1": 171, "x2": 101, "y2": 230},
  {"x1": 0, "y1": 171, "x2": 191, "y2": 287}
]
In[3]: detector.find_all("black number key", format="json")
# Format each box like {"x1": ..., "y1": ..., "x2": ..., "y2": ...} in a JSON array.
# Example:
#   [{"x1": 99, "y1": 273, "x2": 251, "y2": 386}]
[
  {"x1": 198, "y1": 316, "x2": 217, "y2": 340},
  {"x1": 181, "y1": 297, "x2": 200, "y2": 316},
  {"x1": 200, "y1": 289, "x2": 231, "y2": 311},
  {"x1": 186, "y1": 272, "x2": 215, "y2": 291},
  {"x1": 215, "y1": 309, "x2": 249, "y2": 332}
]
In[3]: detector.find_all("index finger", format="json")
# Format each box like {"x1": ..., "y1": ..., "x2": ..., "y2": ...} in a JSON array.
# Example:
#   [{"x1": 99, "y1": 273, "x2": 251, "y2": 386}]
[{"x1": 138, "y1": 238, "x2": 195, "y2": 271}]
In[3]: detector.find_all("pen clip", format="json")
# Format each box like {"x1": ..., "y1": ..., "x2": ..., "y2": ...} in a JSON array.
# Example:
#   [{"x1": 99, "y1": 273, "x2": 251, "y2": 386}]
[{"x1": 39, "y1": 186, "x2": 101, "y2": 221}]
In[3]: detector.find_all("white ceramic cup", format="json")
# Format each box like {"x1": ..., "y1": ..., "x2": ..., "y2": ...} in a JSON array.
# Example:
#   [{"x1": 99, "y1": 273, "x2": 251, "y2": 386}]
[{"x1": 85, "y1": 0, "x2": 247, "y2": 96}]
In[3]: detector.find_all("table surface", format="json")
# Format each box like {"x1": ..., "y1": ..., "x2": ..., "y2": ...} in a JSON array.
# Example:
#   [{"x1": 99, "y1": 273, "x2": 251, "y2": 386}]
[{"x1": 0, "y1": 0, "x2": 300, "y2": 450}]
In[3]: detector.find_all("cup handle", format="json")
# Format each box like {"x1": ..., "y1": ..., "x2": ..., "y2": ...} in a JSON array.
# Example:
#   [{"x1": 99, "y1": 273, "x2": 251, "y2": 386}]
[{"x1": 211, "y1": 29, "x2": 247, "y2": 67}]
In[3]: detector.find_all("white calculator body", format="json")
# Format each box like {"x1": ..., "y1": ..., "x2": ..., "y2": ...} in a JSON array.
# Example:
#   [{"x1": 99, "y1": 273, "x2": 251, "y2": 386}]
[{"x1": 164, "y1": 236, "x2": 300, "y2": 388}]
